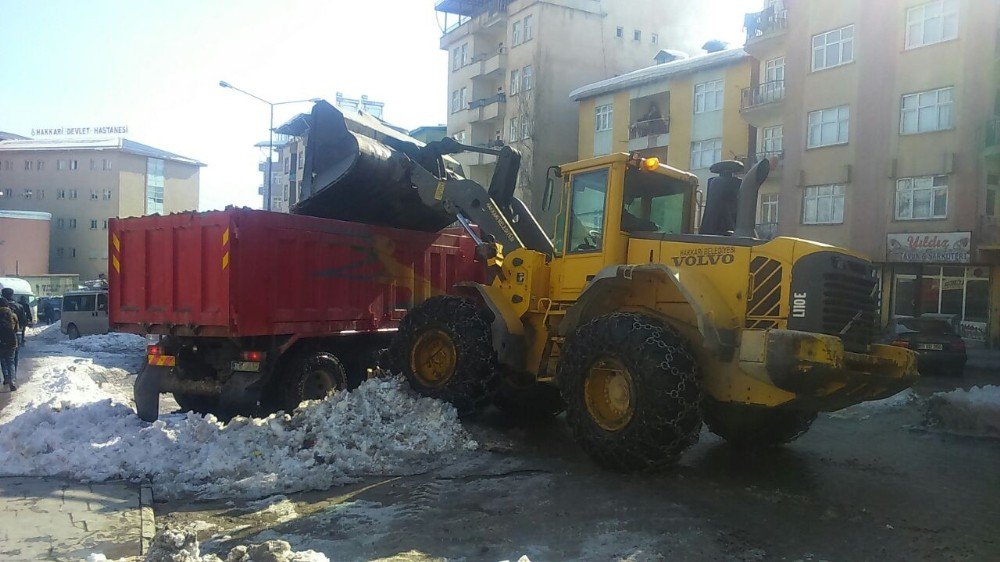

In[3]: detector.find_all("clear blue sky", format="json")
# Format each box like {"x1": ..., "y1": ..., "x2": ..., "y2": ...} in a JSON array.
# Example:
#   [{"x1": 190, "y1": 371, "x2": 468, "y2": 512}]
[{"x1": 0, "y1": 0, "x2": 759, "y2": 211}]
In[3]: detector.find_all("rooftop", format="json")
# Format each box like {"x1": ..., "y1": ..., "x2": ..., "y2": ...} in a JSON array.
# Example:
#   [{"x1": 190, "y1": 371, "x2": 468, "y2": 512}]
[
  {"x1": 0, "y1": 137, "x2": 205, "y2": 166},
  {"x1": 569, "y1": 48, "x2": 748, "y2": 101},
  {"x1": 0, "y1": 131, "x2": 28, "y2": 141}
]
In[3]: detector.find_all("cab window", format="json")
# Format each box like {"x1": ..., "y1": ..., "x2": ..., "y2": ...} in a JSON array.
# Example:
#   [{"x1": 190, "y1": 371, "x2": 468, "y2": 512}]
[
  {"x1": 567, "y1": 168, "x2": 609, "y2": 252},
  {"x1": 622, "y1": 168, "x2": 690, "y2": 234},
  {"x1": 63, "y1": 294, "x2": 96, "y2": 312}
]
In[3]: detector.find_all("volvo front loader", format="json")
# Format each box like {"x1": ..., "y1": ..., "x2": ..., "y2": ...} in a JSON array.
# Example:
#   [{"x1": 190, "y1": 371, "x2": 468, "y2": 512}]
[{"x1": 299, "y1": 101, "x2": 918, "y2": 469}]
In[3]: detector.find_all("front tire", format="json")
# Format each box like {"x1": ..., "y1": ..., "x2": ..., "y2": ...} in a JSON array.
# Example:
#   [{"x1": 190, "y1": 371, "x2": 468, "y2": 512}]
[
  {"x1": 388, "y1": 296, "x2": 496, "y2": 415},
  {"x1": 67, "y1": 324, "x2": 80, "y2": 340},
  {"x1": 702, "y1": 399, "x2": 816, "y2": 448},
  {"x1": 559, "y1": 313, "x2": 702, "y2": 470},
  {"x1": 278, "y1": 352, "x2": 347, "y2": 412}
]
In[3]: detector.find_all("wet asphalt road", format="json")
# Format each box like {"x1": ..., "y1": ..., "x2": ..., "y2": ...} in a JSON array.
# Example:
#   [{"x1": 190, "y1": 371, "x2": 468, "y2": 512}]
[{"x1": 156, "y1": 368, "x2": 1000, "y2": 562}]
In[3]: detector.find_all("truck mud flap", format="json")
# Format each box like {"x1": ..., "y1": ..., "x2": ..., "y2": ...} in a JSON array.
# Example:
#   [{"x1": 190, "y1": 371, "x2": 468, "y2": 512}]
[
  {"x1": 134, "y1": 364, "x2": 168, "y2": 422},
  {"x1": 219, "y1": 372, "x2": 267, "y2": 418}
]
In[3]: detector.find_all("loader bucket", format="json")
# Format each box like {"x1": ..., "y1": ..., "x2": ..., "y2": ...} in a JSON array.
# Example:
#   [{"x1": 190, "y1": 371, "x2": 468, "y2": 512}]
[{"x1": 292, "y1": 100, "x2": 457, "y2": 232}]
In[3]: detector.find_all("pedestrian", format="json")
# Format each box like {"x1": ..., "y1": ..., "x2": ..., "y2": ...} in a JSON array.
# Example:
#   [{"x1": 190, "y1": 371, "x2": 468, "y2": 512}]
[
  {"x1": 1, "y1": 288, "x2": 29, "y2": 375},
  {"x1": 0, "y1": 298, "x2": 18, "y2": 391}
]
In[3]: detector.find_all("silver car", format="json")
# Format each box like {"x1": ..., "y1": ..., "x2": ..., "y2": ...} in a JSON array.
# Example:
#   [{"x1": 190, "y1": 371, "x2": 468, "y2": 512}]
[{"x1": 60, "y1": 290, "x2": 109, "y2": 339}]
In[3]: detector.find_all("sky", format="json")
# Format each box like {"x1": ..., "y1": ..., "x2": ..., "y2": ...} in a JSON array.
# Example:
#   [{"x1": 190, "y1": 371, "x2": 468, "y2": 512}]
[{"x1": 0, "y1": 0, "x2": 761, "y2": 211}]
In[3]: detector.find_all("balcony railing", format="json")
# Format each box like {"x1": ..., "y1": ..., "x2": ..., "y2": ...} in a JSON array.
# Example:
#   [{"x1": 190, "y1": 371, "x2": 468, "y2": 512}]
[
  {"x1": 745, "y1": 7, "x2": 788, "y2": 43},
  {"x1": 741, "y1": 80, "x2": 785, "y2": 110},
  {"x1": 628, "y1": 117, "x2": 671, "y2": 140},
  {"x1": 755, "y1": 150, "x2": 784, "y2": 167},
  {"x1": 755, "y1": 222, "x2": 779, "y2": 240},
  {"x1": 439, "y1": 0, "x2": 508, "y2": 34},
  {"x1": 986, "y1": 117, "x2": 1000, "y2": 148},
  {"x1": 468, "y1": 93, "x2": 506, "y2": 110}
]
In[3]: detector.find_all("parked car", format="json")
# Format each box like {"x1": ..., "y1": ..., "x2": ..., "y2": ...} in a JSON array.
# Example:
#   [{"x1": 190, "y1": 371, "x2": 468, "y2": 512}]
[
  {"x1": 60, "y1": 289, "x2": 109, "y2": 339},
  {"x1": 37, "y1": 296, "x2": 62, "y2": 324},
  {"x1": 884, "y1": 315, "x2": 967, "y2": 375},
  {"x1": 0, "y1": 277, "x2": 37, "y2": 324}
]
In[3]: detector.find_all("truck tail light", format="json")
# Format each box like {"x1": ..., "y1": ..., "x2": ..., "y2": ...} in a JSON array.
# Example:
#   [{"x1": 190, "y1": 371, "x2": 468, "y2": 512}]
[
  {"x1": 889, "y1": 340, "x2": 910, "y2": 348},
  {"x1": 241, "y1": 350, "x2": 266, "y2": 362},
  {"x1": 147, "y1": 344, "x2": 163, "y2": 356}
]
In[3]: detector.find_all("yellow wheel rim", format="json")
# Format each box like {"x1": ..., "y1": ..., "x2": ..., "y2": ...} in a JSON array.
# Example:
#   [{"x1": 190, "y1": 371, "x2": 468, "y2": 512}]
[
  {"x1": 584, "y1": 356, "x2": 635, "y2": 432},
  {"x1": 410, "y1": 329, "x2": 458, "y2": 388}
]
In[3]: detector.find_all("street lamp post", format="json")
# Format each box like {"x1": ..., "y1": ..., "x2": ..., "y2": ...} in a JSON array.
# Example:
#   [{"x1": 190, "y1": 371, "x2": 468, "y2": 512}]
[{"x1": 219, "y1": 81, "x2": 319, "y2": 211}]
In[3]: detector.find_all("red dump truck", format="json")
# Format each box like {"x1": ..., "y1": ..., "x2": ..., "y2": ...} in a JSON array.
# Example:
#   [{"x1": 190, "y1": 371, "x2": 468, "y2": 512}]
[{"x1": 110, "y1": 208, "x2": 481, "y2": 421}]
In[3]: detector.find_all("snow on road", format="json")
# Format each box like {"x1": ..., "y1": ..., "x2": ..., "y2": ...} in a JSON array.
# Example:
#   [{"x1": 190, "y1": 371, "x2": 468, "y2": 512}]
[
  {"x1": 926, "y1": 385, "x2": 1000, "y2": 437},
  {"x1": 0, "y1": 327, "x2": 476, "y2": 500}
]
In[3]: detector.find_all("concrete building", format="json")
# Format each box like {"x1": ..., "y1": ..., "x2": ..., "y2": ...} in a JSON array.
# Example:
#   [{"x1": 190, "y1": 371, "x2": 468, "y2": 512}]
[
  {"x1": 0, "y1": 210, "x2": 51, "y2": 276},
  {"x1": 436, "y1": 0, "x2": 710, "y2": 231},
  {"x1": 0, "y1": 138, "x2": 202, "y2": 280},
  {"x1": 570, "y1": 47, "x2": 753, "y2": 202},
  {"x1": 409, "y1": 125, "x2": 449, "y2": 144},
  {"x1": 739, "y1": 0, "x2": 1000, "y2": 343}
]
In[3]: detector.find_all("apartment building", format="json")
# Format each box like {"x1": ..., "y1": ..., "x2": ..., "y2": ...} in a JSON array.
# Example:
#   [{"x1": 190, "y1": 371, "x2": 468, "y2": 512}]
[
  {"x1": 570, "y1": 47, "x2": 753, "y2": 192},
  {"x1": 740, "y1": 0, "x2": 1000, "y2": 343},
  {"x1": 0, "y1": 138, "x2": 202, "y2": 280},
  {"x1": 436, "y1": 0, "x2": 710, "y2": 231}
]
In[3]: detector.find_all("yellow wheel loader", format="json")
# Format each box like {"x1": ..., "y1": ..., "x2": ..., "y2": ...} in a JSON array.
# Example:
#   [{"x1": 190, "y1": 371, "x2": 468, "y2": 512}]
[{"x1": 300, "y1": 101, "x2": 918, "y2": 469}]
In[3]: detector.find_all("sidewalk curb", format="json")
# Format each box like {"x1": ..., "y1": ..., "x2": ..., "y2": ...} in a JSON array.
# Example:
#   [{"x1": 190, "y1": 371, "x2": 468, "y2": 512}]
[{"x1": 140, "y1": 481, "x2": 155, "y2": 555}]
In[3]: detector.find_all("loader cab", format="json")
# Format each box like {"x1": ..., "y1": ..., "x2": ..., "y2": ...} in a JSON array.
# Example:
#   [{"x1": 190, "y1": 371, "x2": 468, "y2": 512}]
[{"x1": 546, "y1": 153, "x2": 698, "y2": 299}]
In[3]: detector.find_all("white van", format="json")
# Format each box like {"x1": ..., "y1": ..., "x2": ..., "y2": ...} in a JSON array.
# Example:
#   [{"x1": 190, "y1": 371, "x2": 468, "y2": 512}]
[
  {"x1": 61, "y1": 290, "x2": 109, "y2": 339},
  {"x1": 0, "y1": 277, "x2": 36, "y2": 324}
]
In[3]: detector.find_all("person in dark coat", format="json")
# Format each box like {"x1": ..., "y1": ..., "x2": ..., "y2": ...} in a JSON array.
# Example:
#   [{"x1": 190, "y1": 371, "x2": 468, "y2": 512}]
[{"x1": 0, "y1": 298, "x2": 18, "y2": 391}]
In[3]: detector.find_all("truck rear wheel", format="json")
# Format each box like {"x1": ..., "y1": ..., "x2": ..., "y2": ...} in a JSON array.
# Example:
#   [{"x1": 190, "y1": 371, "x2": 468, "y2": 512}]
[
  {"x1": 492, "y1": 372, "x2": 565, "y2": 422},
  {"x1": 702, "y1": 400, "x2": 817, "y2": 448},
  {"x1": 172, "y1": 392, "x2": 217, "y2": 415},
  {"x1": 389, "y1": 296, "x2": 496, "y2": 416},
  {"x1": 559, "y1": 313, "x2": 702, "y2": 470},
  {"x1": 278, "y1": 352, "x2": 346, "y2": 413}
]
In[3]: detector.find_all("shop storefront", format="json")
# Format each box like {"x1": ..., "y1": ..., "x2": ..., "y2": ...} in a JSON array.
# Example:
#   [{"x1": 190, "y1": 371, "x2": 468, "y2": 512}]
[{"x1": 884, "y1": 232, "x2": 992, "y2": 342}]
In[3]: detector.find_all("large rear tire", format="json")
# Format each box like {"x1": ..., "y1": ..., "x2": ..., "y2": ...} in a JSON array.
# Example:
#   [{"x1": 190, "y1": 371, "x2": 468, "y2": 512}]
[
  {"x1": 702, "y1": 399, "x2": 816, "y2": 448},
  {"x1": 278, "y1": 352, "x2": 347, "y2": 413},
  {"x1": 559, "y1": 313, "x2": 702, "y2": 470},
  {"x1": 388, "y1": 296, "x2": 496, "y2": 416}
]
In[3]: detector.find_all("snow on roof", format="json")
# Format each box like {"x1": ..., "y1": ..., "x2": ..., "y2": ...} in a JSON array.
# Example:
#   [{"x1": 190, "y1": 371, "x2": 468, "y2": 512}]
[
  {"x1": 0, "y1": 131, "x2": 29, "y2": 141},
  {"x1": 569, "y1": 48, "x2": 748, "y2": 101},
  {"x1": 0, "y1": 137, "x2": 205, "y2": 166},
  {"x1": 0, "y1": 210, "x2": 52, "y2": 221}
]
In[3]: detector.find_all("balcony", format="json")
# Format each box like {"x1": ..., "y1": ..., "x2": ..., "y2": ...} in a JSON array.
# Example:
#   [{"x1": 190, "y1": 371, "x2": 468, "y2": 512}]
[
  {"x1": 755, "y1": 222, "x2": 779, "y2": 240},
  {"x1": 740, "y1": 80, "x2": 785, "y2": 126},
  {"x1": 628, "y1": 118, "x2": 670, "y2": 151},
  {"x1": 439, "y1": 0, "x2": 508, "y2": 41},
  {"x1": 467, "y1": 94, "x2": 506, "y2": 123},
  {"x1": 744, "y1": 7, "x2": 788, "y2": 48},
  {"x1": 470, "y1": 51, "x2": 506, "y2": 80}
]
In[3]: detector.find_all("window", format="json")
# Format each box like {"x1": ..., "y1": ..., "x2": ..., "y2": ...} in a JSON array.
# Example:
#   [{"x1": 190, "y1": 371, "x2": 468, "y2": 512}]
[
  {"x1": 452, "y1": 43, "x2": 468, "y2": 70},
  {"x1": 103, "y1": 189, "x2": 112, "y2": 200},
  {"x1": 568, "y1": 168, "x2": 610, "y2": 252},
  {"x1": 68, "y1": 218, "x2": 77, "y2": 229},
  {"x1": 57, "y1": 189, "x2": 66, "y2": 199},
  {"x1": 146, "y1": 157, "x2": 165, "y2": 215},
  {"x1": 90, "y1": 189, "x2": 99, "y2": 200},
  {"x1": 764, "y1": 57, "x2": 785, "y2": 83},
  {"x1": 56, "y1": 159, "x2": 66, "y2": 171},
  {"x1": 56, "y1": 248, "x2": 64, "y2": 258},
  {"x1": 90, "y1": 159, "x2": 96, "y2": 170},
  {"x1": 761, "y1": 125, "x2": 783, "y2": 156},
  {"x1": 509, "y1": 116, "x2": 520, "y2": 142},
  {"x1": 616, "y1": 26, "x2": 624, "y2": 38},
  {"x1": 633, "y1": 29, "x2": 641, "y2": 41},
  {"x1": 896, "y1": 175, "x2": 948, "y2": 219},
  {"x1": 812, "y1": 25, "x2": 854, "y2": 71},
  {"x1": 521, "y1": 115, "x2": 531, "y2": 140},
  {"x1": 298, "y1": 150, "x2": 304, "y2": 169},
  {"x1": 523, "y1": 15, "x2": 533, "y2": 41},
  {"x1": 37, "y1": 160, "x2": 44, "y2": 171},
  {"x1": 90, "y1": 219, "x2": 98, "y2": 229},
  {"x1": 906, "y1": 0, "x2": 958, "y2": 49},
  {"x1": 69, "y1": 160, "x2": 78, "y2": 170},
  {"x1": 283, "y1": 156, "x2": 290, "y2": 173},
  {"x1": 70, "y1": 248, "x2": 77, "y2": 259},
  {"x1": 451, "y1": 90, "x2": 461, "y2": 113},
  {"x1": 2, "y1": 160, "x2": 9, "y2": 170},
  {"x1": 651, "y1": 33, "x2": 658, "y2": 44},
  {"x1": 694, "y1": 79, "x2": 724, "y2": 113},
  {"x1": 802, "y1": 185, "x2": 845, "y2": 224},
  {"x1": 510, "y1": 69, "x2": 521, "y2": 95},
  {"x1": 452, "y1": 130, "x2": 467, "y2": 144},
  {"x1": 988, "y1": 188, "x2": 998, "y2": 217},
  {"x1": 900, "y1": 86, "x2": 953, "y2": 134},
  {"x1": 68, "y1": 189, "x2": 78, "y2": 199},
  {"x1": 522, "y1": 65, "x2": 533, "y2": 91},
  {"x1": 21, "y1": 189, "x2": 31, "y2": 199},
  {"x1": 460, "y1": 87, "x2": 466, "y2": 109},
  {"x1": 102, "y1": 220, "x2": 109, "y2": 230},
  {"x1": 1, "y1": 188, "x2": 11, "y2": 198},
  {"x1": 690, "y1": 138, "x2": 723, "y2": 169},
  {"x1": 759, "y1": 193, "x2": 779, "y2": 224},
  {"x1": 512, "y1": 21, "x2": 522, "y2": 45},
  {"x1": 103, "y1": 159, "x2": 112, "y2": 171},
  {"x1": 37, "y1": 189, "x2": 45, "y2": 199},
  {"x1": 57, "y1": 218, "x2": 65, "y2": 229},
  {"x1": 807, "y1": 105, "x2": 850, "y2": 148},
  {"x1": 595, "y1": 104, "x2": 613, "y2": 132},
  {"x1": 24, "y1": 160, "x2": 32, "y2": 171}
]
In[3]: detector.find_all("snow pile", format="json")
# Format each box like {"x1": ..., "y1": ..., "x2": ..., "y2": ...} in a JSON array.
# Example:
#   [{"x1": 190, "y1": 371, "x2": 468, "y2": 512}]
[
  {"x1": 925, "y1": 385, "x2": 1000, "y2": 437},
  {"x1": 89, "y1": 528, "x2": 329, "y2": 562},
  {"x1": 828, "y1": 389, "x2": 918, "y2": 420},
  {"x1": 0, "y1": 376, "x2": 475, "y2": 499},
  {"x1": 64, "y1": 332, "x2": 145, "y2": 355}
]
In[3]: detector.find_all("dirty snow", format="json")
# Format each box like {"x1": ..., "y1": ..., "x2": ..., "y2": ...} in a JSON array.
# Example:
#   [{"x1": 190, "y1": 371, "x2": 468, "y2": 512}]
[
  {"x1": 89, "y1": 529, "x2": 330, "y2": 562},
  {"x1": 827, "y1": 389, "x2": 918, "y2": 420},
  {"x1": 925, "y1": 385, "x2": 1000, "y2": 437},
  {"x1": 0, "y1": 327, "x2": 476, "y2": 500}
]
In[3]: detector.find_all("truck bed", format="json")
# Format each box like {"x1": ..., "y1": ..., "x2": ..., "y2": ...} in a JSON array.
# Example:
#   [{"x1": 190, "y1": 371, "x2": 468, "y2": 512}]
[{"x1": 109, "y1": 208, "x2": 481, "y2": 337}]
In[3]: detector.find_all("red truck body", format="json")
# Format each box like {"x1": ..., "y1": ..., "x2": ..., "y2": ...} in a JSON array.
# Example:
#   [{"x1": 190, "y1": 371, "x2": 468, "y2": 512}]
[{"x1": 109, "y1": 208, "x2": 482, "y2": 337}]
